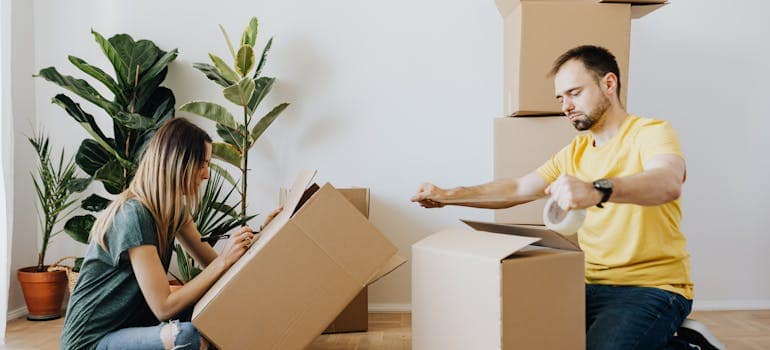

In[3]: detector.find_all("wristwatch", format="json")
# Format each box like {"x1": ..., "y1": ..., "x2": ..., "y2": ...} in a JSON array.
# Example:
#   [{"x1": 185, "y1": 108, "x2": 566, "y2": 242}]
[{"x1": 592, "y1": 179, "x2": 613, "y2": 208}]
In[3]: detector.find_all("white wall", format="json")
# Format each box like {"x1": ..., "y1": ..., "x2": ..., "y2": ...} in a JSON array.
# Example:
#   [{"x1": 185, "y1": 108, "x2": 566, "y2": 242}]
[
  {"x1": 9, "y1": 0, "x2": 770, "y2": 315},
  {"x1": 0, "y1": 0, "x2": 12, "y2": 339},
  {"x1": 629, "y1": 0, "x2": 770, "y2": 310}
]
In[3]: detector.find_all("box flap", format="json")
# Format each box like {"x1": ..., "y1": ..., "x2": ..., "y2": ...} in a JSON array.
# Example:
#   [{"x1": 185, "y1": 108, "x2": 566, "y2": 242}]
[
  {"x1": 462, "y1": 220, "x2": 581, "y2": 251},
  {"x1": 366, "y1": 254, "x2": 407, "y2": 285},
  {"x1": 630, "y1": 3, "x2": 666, "y2": 18},
  {"x1": 412, "y1": 229, "x2": 540, "y2": 262}
]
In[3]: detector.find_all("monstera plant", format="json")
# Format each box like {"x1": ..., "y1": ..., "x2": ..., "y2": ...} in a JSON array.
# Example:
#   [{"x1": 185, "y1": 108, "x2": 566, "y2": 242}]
[
  {"x1": 36, "y1": 30, "x2": 178, "y2": 242},
  {"x1": 180, "y1": 17, "x2": 289, "y2": 218}
]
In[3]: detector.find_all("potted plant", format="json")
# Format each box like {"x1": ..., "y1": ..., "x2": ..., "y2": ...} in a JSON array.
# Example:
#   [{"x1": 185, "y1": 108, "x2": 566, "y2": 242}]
[
  {"x1": 180, "y1": 17, "x2": 289, "y2": 218},
  {"x1": 17, "y1": 132, "x2": 83, "y2": 320}
]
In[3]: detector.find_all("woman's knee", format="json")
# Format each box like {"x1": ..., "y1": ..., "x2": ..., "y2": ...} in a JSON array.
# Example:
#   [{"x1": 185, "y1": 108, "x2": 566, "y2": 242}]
[{"x1": 160, "y1": 321, "x2": 202, "y2": 350}]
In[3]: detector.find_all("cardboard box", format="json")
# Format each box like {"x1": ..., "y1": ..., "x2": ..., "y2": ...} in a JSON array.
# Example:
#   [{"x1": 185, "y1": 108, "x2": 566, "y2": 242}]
[
  {"x1": 495, "y1": 0, "x2": 667, "y2": 23},
  {"x1": 499, "y1": 1, "x2": 631, "y2": 116},
  {"x1": 281, "y1": 187, "x2": 372, "y2": 334},
  {"x1": 494, "y1": 116, "x2": 578, "y2": 224},
  {"x1": 193, "y1": 171, "x2": 405, "y2": 349},
  {"x1": 412, "y1": 220, "x2": 584, "y2": 350}
]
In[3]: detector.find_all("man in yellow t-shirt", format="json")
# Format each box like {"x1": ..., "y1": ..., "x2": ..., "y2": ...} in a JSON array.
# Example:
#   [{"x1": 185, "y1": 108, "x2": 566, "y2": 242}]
[{"x1": 412, "y1": 46, "x2": 723, "y2": 350}]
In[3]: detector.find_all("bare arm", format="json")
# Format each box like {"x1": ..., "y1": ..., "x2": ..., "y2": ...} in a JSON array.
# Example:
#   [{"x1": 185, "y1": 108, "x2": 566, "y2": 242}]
[
  {"x1": 176, "y1": 215, "x2": 218, "y2": 268},
  {"x1": 411, "y1": 171, "x2": 548, "y2": 209},
  {"x1": 129, "y1": 227, "x2": 254, "y2": 321},
  {"x1": 546, "y1": 154, "x2": 686, "y2": 209}
]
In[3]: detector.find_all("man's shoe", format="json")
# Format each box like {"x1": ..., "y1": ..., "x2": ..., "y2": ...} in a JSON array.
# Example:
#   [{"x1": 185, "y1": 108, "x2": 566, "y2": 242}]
[{"x1": 676, "y1": 319, "x2": 726, "y2": 350}]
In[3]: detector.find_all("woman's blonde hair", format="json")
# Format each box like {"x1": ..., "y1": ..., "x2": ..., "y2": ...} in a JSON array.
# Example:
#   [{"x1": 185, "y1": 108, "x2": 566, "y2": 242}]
[{"x1": 91, "y1": 118, "x2": 212, "y2": 256}]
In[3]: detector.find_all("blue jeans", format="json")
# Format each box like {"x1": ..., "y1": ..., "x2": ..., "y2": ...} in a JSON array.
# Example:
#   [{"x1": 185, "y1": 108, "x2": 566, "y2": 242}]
[
  {"x1": 586, "y1": 284, "x2": 693, "y2": 350},
  {"x1": 96, "y1": 320, "x2": 202, "y2": 350}
]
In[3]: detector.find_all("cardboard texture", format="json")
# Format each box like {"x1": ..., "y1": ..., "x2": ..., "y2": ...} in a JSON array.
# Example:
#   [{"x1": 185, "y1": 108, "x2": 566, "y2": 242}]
[
  {"x1": 412, "y1": 222, "x2": 584, "y2": 350},
  {"x1": 500, "y1": 1, "x2": 631, "y2": 116},
  {"x1": 193, "y1": 171, "x2": 404, "y2": 349},
  {"x1": 493, "y1": 116, "x2": 578, "y2": 224},
  {"x1": 279, "y1": 187, "x2": 371, "y2": 333},
  {"x1": 495, "y1": 0, "x2": 667, "y2": 19}
]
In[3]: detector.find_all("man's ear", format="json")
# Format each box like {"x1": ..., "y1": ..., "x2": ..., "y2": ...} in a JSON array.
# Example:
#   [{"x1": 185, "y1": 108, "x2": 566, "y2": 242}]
[{"x1": 602, "y1": 72, "x2": 619, "y2": 97}]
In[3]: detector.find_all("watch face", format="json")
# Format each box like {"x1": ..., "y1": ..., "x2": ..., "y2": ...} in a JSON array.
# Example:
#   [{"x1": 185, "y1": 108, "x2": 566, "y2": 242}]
[{"x1": 595, "y1": 179, "x2": 612, "y2": 190}]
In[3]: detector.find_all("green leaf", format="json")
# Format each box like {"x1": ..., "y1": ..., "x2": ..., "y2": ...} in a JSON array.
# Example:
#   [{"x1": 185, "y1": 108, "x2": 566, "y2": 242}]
[
  {"x1": 218, "y1": 24, "x2": 237, "y2": 60},
  {"x1": 51, "y1": 94, "x2": 110, "y2": 146},
  {"x1": 216, "y1": 124, "x2": 247, "y2": 148},
  {"x1": 109, "y1": 35, "x2": 159, "y2": 87},
  {"x1": 69, "y1": 177, "x2": 92, "y2": 192},
  {"x1": 241, "y1": 17, "x2": 259, "y2": 47},
  {"x1": 91, "y1": 30, "x2": 127, "y2": 86},
  {"x1": 251, "y1": 103, "x2": 288, "y2": 142},
  {"x1": 73, "y1": 257, "x2": 83, "y2": 272},
  {"x1": 211, "y1": 142, "x2": 242, "y2": 168},
  {"x1": 192, "y1": 63, "x2": 231, "y2": 88},
  {"x1": 247, "y1": 77, "x2": 275, "y2": 116},
  {"x1": 223, "y1": 77, "x2": 255, "y2": 106},
  {"x1": 94, "y1": 159, "x2": 126, "y2": 194},
  {"x1": 254, "y1": 37, "x2": 272, "y2": 78},
  {"x1": 209, "y1": 162, "x2": 236, "y2": 186},
  {"x1": 235, "y1": 45, "x2": 255, "y2": 77},
  {"x1": 179, "y1": 101, "x2": 238, "y2": 130},
  {"x1": 36, "y1": 67, "x2": 120, "y2": 115},
  {"x1": 137, "y1": 48, "x2": 178, "y2": 87},
  {"x1": 67, "y1": 55, "x2": 122, "y2": 98},
  {"x1": 75, "y1": 139, "x2": 111, "y2": 176},
  {"x1": 81, "y1": 194, "x2": 111, "y2": 212},
  {"x1": 208, "y1": 53, "x2": 239, "y2": 83},
  {"x1": 64, "y1": 215, "x2": 95, "y2": 244},
  {"x1": 114, "y1": 111, "x2": 155, "y2": 130}
]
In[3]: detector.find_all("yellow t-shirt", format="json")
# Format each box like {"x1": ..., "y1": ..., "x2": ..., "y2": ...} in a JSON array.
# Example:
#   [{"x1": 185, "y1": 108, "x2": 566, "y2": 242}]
[{"x1": 536, "y1": 115, "x2": 693, "y2": 299}]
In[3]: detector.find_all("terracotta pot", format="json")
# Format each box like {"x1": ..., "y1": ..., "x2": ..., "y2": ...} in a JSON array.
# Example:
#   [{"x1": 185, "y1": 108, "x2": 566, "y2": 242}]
[
  {"x1": 169, "y1": 279, "x2": 183, "y2": 293},
  {"x1": 17, "y1": 266, "x2": 67, "y2": 321}
]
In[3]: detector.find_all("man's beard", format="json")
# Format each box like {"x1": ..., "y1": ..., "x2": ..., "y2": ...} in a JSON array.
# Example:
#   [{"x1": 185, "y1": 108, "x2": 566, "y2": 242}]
[{"x1": 570, "y1": 96, "x2": 610, "y2": 131}]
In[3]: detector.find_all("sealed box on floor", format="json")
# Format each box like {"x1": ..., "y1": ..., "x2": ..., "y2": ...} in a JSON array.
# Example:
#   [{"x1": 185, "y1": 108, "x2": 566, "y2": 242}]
[
  {"x1": 494, "y1": 116, "x2": 578, "y2": 224},
  {"x1": 193, "y1": 171, "x2": 405, "y2": 349},
  {"x1": 498, "y1": 1, "x2": 631, "y2": 116},
  {"x1": 279, "y1": 187, "x2": 371, "y2": 334},
  {"x1": 412, "y1": 220, "x2": 584, "y2": 350}
]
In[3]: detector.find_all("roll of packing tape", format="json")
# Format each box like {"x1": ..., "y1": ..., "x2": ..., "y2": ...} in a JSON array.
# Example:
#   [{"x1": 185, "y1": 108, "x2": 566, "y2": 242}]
[{"x1": 543, "y1": 196, "x2": 586, "y2": 235}]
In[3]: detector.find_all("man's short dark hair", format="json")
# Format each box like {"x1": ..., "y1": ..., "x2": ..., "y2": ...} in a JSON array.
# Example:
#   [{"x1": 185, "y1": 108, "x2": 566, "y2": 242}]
[{"x1": 549, "y1": 45, "x2": 622, "y2": 101}]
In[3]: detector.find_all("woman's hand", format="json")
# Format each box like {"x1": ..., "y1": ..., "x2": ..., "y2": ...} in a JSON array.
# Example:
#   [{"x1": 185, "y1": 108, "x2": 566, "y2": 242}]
[
  {"x1": 218, "y1": 227, "x2": 255, "y2": 268},
  {"x1": 261, "y1": 206, "x2": 283, "y2": 230}
]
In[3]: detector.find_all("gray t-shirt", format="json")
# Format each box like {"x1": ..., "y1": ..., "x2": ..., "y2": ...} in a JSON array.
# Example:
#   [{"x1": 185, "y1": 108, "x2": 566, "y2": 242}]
[{"x1": 60, "y1": 199, "x2": 173, "y2": 350}]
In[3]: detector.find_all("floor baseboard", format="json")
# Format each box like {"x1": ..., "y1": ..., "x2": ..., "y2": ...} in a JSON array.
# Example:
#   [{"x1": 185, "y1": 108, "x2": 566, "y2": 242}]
[
  {"x1": 693, "y1": 299, "x2": 770, "y2": 311},
  {"x1": 6, "y1": 306, "x2": 27, "y2": 321},
  {"x1": 368, "y1": 303, "x2": 411, "y2": 313}
]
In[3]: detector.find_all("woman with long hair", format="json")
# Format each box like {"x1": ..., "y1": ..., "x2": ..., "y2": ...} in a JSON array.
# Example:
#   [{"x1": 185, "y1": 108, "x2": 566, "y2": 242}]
[{"x1": 60, "y1": 118, "x2": 278, "y2": 350}]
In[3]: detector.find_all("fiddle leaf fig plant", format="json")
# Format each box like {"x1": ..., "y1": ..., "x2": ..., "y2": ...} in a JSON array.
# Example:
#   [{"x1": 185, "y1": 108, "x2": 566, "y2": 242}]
[{"x1": 36, "y1": 30, "x2": 178, "y2": 240}]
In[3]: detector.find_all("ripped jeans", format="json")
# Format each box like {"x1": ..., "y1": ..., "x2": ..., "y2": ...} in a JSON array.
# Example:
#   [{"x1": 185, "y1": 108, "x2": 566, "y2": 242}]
[{"x1": 96, "y1": 319, "x2": 203, "y2": 350}]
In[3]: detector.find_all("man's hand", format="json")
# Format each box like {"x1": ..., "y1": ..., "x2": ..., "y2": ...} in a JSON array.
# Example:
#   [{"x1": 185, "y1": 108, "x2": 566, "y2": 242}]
[
  {"x1": 410, "y1": 183, "x2": 447, "y2": 208},
  {"x1": 545, "y1": 175, "x2": 602, "y2": 210}
]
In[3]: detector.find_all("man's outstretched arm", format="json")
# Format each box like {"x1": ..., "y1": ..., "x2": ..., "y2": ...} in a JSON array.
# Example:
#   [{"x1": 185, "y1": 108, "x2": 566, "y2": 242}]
[{"x1": 411, "y1": 171, "x2": 549, "y2": 209}]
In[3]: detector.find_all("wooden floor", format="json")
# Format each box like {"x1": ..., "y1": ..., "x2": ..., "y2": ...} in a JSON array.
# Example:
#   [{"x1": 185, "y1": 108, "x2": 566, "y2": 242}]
[{"x1": 2, "y1": 311, "x2": 767, "y2": 349}]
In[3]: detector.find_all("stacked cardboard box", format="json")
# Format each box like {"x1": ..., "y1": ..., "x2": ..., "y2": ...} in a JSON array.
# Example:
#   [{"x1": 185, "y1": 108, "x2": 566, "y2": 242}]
[{"x1": 413, "y1": 1, "x2": 667, "y2": 349}]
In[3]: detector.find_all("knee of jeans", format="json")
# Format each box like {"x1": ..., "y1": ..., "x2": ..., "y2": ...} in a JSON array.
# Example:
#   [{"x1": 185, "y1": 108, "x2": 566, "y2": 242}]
[{"x1": 160, "y1": 320, "x2": 202, "y2": 350}]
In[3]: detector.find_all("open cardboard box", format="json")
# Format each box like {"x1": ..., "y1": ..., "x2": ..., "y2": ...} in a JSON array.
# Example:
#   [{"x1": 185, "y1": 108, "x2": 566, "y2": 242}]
[
  {"x1": 412, "y1": 220, "x2": 584, "y2": 350},
  {"x1": 193, "y1": 171, "x2": 406, "y2": 349},
  {"x1": 279, "y1": 186, "x2": 372, "y2": 334}
]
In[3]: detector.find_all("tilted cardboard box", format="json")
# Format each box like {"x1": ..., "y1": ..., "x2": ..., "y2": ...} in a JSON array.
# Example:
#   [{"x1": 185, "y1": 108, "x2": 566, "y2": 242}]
[
  {"x1": 412, "y1": 220, "x2": 584, "y2": 350},
  {"x1": 193, "y1": 171, "x2": 405, "y2": 349},
  {"x1": 280, "y1": 187, "x2": 372, "y2": 334},
  {"x1": 494, "y1": 116, "x2": 578, "y2": 224}
]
